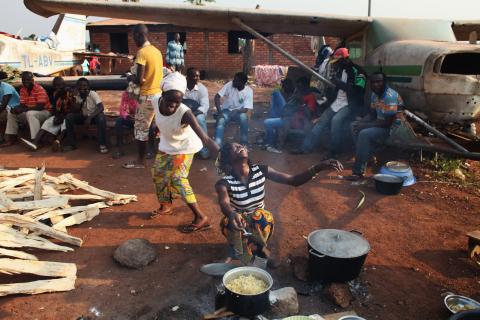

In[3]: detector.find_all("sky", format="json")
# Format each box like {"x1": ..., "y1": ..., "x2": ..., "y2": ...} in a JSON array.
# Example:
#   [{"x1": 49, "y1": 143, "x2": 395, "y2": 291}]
[{"x1": 4, "y1": 0, "x2": 480, "y2": 38}]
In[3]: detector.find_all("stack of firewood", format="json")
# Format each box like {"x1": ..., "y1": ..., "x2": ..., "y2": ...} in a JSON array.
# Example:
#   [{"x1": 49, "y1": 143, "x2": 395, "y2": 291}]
[{"x1": 0, "y1": 166, "x2": 137, "y2": 296}]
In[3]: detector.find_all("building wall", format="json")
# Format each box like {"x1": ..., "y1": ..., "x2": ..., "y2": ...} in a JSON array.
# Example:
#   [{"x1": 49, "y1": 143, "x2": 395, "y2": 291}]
[{"x1": 90, "y1": 29, "x2": 339, "y2": 78}]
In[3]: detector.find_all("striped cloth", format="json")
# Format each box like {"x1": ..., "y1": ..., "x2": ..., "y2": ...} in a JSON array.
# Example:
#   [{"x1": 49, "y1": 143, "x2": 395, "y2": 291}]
[
  {"x1": 219, "y1": 164, "x2": 267, "y2": 213},
  {"x1": 19, "y1": 83, "x2": 51, "y2": 111}
]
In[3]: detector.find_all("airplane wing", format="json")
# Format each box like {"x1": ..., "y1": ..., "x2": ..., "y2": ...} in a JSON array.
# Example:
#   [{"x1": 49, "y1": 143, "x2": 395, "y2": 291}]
[
  {"x1": 452, "y1": 20, "x2": 480, "y2": 41},
  {"x1": 24, "y1": 0, "x2": 370, "y2": 38},
  {"x1": 73, "y1": 52, "x2": 133, "y2": 60}
]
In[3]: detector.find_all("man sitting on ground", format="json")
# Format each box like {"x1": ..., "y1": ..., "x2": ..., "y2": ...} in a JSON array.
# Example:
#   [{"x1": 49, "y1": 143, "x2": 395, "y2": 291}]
[
  {"x1": 1, "y1": 71, "x2": 51, "y2": 148},
  {"x1": 63, "y1": 77, "x2": 108, "y2": 153},
  {"x1": 20, "y1": 76, "x2": 74, "y2": 151},
  {"x1": 347, "y1": 72, "x2": 404, "y2": 180},
  {"x1": 214, "y1": 72, "x2": 253, "y2": 147},
  {"x1": 0, "y1": 71, "x2": 20, "y2": 144},
  {"x1": 183, "y1": 67, "x2": 210, "y2": 159}
]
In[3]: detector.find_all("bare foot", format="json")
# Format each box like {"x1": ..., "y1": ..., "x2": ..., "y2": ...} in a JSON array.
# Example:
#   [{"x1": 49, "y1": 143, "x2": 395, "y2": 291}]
[
  {"x1": 191, "y1": 216, "x2": 209, "y2": 228},
  {"x1": 150, "y1": 204, "x2": 173, "y2": 218}
]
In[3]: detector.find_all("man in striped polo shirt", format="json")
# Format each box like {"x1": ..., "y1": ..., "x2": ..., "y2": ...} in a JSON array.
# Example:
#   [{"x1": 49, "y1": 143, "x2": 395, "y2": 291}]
[{"x1": 1, "y1": 72, "x2": 51, "y2": 147}]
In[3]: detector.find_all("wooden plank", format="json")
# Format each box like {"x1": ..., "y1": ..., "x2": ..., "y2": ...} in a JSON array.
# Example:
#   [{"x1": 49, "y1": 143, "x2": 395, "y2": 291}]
[
  {"x1": 53, "y1": 207, "x2": 100, "y2": 230},
  {"x1": 34, "y1": 202, "x2": 107, "y2": 221},
  {"x1": 0, "y1": 276, "x2": 76, "y2": 296},
  {"x1": 0, "y1": 225, "x2": 73, "y2": 252},
  {"x1": 0, "y1": 196, "x2": 69, "y2": 212},
  {"x1": 23, "y1": 207, "x2": 60, "y2": 218},
  {"x1": 0, "y1": 168, "x2": 37, "y2": 177},
  {"x1": 0, "y1": 258, "x2": 76, "y2": 277},
  {"x1": 42, "y1": 185, "x2": 60, "y2": 196},
  {"x1": 46, "y1": 194, "x2": 105, "y2": 201},
  {"x1": 33, "y1": 166, "x2": 45, "y2": 201},
  {"x1": 0, "y1": 214, "x2": 82, "y2": 246},
  {"x1": 0, "y1": 174, "x2": 36, "y2": 192},
  {"x1": 0, "y1": 248, "x2": 38, "y2": 260}
]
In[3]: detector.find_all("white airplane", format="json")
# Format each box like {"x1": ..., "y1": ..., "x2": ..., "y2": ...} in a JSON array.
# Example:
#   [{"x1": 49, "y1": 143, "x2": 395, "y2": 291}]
[
  {"x1": 0, "y1": 12, "x2": 129, "y2": 76},
  {"x1": 23, "y1": 0, "x2": 480, "y2": 158}
]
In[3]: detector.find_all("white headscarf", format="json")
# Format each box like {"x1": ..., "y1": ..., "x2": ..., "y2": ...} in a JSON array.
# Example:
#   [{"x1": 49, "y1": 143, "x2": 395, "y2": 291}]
[{"x1": 161, "y1": 71, "x2": 187, "y2": 94}]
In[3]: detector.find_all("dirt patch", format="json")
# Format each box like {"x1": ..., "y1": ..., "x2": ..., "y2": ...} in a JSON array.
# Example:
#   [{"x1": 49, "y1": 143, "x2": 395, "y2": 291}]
[{"x1": 0, "y1": 81, "x2": 479, "y2": 319}]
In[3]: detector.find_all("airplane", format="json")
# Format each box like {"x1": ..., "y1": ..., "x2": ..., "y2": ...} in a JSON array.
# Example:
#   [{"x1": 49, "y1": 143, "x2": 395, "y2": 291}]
[
  {"x1": 23, "y1": 0, "x2": 480, "y2": 159},
  {"x1": 0, "y1": 13, "x2": 132, "y2": 76}
]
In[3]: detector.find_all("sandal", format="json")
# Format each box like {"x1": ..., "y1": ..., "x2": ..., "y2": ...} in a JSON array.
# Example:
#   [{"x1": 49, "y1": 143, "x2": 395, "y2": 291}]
[
  {"x1": 99, "y1": 145, "x2": 109, "y2": 154},
  {"x1": 122, "y1": 161, "x2": 145, "y2": 169},
  {"x1": 180, "y1": 223, "x2": 212, "y2": 234},
  {"x1": 150, "y1": 206, "x2": 173, "y2": 218}
]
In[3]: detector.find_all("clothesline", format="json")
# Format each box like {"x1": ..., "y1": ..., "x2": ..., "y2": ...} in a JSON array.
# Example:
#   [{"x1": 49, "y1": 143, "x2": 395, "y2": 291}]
[{"x1": 254, "y1": 65, "x2": 288, "y2": 86}]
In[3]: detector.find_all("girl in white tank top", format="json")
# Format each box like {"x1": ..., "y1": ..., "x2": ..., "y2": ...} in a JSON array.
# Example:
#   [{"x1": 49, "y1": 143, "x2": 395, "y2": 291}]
[{"x1": 151, "y1": 72, "x2": 219, "y2": 234}]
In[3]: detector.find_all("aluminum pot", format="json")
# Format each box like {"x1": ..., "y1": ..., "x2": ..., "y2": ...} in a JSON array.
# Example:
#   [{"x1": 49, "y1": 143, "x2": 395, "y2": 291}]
[
  {"x1": 222, "y1": 266, "x2": 273, "y2": 317},
  {"x1": 373, "y1": 174, "x2": 404, "y2": 195},
  {"x1": 308, "y1": 229, "x2": 370, "y2": 283}
]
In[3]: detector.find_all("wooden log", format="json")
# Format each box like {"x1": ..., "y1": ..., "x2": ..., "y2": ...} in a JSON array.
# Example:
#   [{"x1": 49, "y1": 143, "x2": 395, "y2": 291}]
[
  {"x1": 0, "y1": 277, "x2": 76, "y2": 296},
  {"x1": 0, "y1": 214, "x2": 82, "y2": 246},
  {"x1": 0, "y1": 196, "x2": 69, "y2": 212},
  {"x1": 53, "y1": 207, "x2": 100, "y2": 230},
  {"x1": 45, "y1": 194, "x2": 105, "y2": 201},
  {"x1": 42, "y1": 185, "x2": 60, "y2": 196},
  {"x1": 0, "y1": 174, "x2": 36, "y2": 192},
  {"x1": 0, "y1": 225, "x2": 73, "y2": 252},
  {"x1": 0, "y1": 248, "x2": 38, "y2": 260},
  {"x1": 23, "y1": 207, "x2": 60, "y2": 218},
  {"x1": 33, "y1": 166, "x2": 45, "y2": 201},
  {"x1": 0, "y1": 258, "x2": 76, "y2": 277}
]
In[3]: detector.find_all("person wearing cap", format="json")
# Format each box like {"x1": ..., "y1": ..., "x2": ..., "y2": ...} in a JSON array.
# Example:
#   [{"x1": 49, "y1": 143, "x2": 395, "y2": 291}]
[
  {"x1": 347, "y1": 72, "x2": 404, "y2": 181},
  {"x1": 1, "y1": 71, "x2": 51, "y2": 148},
  {"x1": 294, "y1": 47, "x2": 366, "y2": 157},
  {"x1": 150, "y1": 72, "x2": 220, "y2": 234},
  {"x1": 0, "y1": 71, "x2": 20, "y2": 144}
]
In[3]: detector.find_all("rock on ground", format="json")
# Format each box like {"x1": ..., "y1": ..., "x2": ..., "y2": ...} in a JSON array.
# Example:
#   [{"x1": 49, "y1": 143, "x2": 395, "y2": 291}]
[
  {"x1": 269, "y1": 287, "x2": 299, "y2": 317},
  {"x1": 291, "y1": 256, "x2": 309, "y2": 282},
  {"x1": 113, "y1": 238, "x2": 157, "y2": 269},
  {"x1": 324, "y1": 283, "x2": 353, "y2": 308}
]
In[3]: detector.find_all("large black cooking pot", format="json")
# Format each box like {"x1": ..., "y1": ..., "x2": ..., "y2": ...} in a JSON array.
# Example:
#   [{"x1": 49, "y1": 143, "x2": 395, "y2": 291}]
[
  {"x1": 222, "y1": 266, "x2": 273, "y2": 317},
  {"x1": 449, "y1": 310, "x2": 480, "y2": 320},
  {"x1": 374, "y1": 174, "x2": 404, "y2": 195},
  {"x1": 308, "y1": 229, "x2": 370, "y2": 283}
]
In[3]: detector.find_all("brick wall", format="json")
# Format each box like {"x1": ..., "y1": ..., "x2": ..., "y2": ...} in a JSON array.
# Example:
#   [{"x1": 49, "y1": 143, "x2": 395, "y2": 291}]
[{"x1": 90, "y1": 30, "x2": 340, "y2": 78}]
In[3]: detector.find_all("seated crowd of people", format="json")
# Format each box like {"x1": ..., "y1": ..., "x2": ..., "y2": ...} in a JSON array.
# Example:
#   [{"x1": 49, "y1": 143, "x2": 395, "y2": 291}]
[{"x1": 0, "y1": 45, "x2": 403, "y2": 182}]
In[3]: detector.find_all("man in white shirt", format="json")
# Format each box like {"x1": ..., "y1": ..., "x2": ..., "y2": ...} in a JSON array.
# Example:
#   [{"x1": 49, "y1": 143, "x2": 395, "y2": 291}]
[
  {"x1": 64, "y1": 77, "x2": 108, "y2": 153},
  {"x1": 214, "y1": 72, "x2": 253, "y2": 146},
  {"x1": 183, "y1": 67, "x2": 210, "y2": 159}
]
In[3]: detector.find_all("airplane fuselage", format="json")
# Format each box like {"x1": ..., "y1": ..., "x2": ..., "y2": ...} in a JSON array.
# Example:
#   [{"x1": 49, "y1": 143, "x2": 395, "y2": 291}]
[{"x1": 0, "y1": 34, "x2": 80, "y2": 75}]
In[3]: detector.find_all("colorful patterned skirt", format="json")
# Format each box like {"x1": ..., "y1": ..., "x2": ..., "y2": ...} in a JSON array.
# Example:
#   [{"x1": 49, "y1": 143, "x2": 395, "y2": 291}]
[
  {"x1": 151, "y1": 152, "x2": 196, "y2": 204},
  {"x1": 220, "y1": 208, "x2": 274, "y2": 264}
]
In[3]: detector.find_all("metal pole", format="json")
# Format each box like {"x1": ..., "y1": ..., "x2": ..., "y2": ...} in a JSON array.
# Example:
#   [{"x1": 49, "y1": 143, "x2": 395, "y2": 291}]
[
  {"x1": 232, "y1": 18, "x2": 335, "y2": 88},
  {"x1": 404, "y1": 110, "x2": 469, "y2": 153},
  {"x1": 367, "y1": 0, "x2": 372, "y2": 17}
]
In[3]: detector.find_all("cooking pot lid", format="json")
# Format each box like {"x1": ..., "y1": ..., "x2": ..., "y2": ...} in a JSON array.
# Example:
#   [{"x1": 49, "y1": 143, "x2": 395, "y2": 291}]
[
  {"x1": 308, "y1": 229, "x2": 370, "y2": 258},
  {"x1": 385, "y1": 161, "x2": 411, "y2": 173}
]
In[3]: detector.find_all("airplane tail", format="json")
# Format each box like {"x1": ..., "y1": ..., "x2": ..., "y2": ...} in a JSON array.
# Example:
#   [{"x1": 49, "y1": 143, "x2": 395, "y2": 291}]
[{"x1": 51, "y1": 14, "x2": 87, "y2": 52}]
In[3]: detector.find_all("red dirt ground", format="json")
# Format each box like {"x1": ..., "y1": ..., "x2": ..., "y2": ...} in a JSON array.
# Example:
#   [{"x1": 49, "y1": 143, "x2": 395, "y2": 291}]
[{"x1": 0, "y1": 82, "x2": 479, "y2": 320}]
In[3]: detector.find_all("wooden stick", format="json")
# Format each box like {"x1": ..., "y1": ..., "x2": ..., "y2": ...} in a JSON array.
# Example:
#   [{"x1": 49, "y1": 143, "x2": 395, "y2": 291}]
[
  {"x1": 0, "y1": 225, "x2": 73, "y2": 252},
  {"x1": 34, "y1": 202, "x2": 107, "y2": 221},
  {"x1": 34, "y1": 166, "x2": 45, "y2": 201},
  {"x1": 0, "y1": 258, "x2": 76, "y2": 277},
  {"x1": 0, "y1": 168, "x2": 36, "y2": 177},
  {"x1": 0, "y1": 214, "x2": 82, "y2": 246},
  {"x1": 53, "y1": 207, "x2": 100, "y2": 230},
  {"x1": 0, "y1": 248, "x2": 38, "y2": 260},
  {"x1": 0, "y1": 196, "x2": 69, "y2": 212},
  {"x1": 0, "y1": 277, "x2": 76, "y2": 296},
  {"x1": 0, "y1": 174, "x2": 36, "y2": 192}
]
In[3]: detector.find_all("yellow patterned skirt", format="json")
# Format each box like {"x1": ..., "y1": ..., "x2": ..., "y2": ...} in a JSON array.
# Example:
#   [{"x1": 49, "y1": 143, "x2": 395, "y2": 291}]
[
  {"x1": 151, "y1": 152, "x2": 196, "y2": 204},
  {"x1": 220, "y1": 208, "x2": 274, "y2": 264}
]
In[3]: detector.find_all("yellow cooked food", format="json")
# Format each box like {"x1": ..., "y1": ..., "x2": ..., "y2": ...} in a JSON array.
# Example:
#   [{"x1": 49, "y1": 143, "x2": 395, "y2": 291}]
[
  {"x1": 449, "y1": 303, "x2": 477, "y2": 312},
  {"x1": 226, "y1": 274, "x2": 268, "y2": 295}
]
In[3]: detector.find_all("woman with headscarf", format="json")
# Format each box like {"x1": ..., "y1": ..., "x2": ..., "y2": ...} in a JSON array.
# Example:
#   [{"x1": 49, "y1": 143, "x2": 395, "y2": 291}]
[
  {"x1": 215, "y1": 142, "x2": 343, "y2": 266},
  {"x1": 151, "y1": 72, "x2": 219, "y2": 233}
]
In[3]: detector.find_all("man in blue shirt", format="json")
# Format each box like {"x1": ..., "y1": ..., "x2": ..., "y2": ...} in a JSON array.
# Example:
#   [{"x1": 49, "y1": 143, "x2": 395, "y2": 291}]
[
  {"x1": 166, "y1": 33, "x2": 184, "y2": 72},
  {"x1": 0, "y1": 71, "x2": 20, "y2": 143},
  {"x1": 347, "y1": 72, "x2": 404, "y2": 180}
]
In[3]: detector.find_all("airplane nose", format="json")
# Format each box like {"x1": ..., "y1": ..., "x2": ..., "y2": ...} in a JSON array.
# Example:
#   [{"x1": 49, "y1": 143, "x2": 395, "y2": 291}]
[{"x1": 0, "y1": 40, "x2": 5, "y2": 56}]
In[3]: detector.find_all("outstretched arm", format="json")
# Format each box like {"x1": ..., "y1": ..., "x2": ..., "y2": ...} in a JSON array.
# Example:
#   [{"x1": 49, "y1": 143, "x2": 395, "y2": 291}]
[
  {"x1": 266, "y1": 159, "x2": 343, "y2": 187},
  {"x1": 215, "y1": 183, "x2": 246, "y2": 231},
  {"x1": 182, "y1": 109, "x2": 220, "y2": 156}
]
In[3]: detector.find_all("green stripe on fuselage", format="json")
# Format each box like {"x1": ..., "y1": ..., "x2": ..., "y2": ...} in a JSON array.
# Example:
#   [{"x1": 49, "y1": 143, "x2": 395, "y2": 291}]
[{"x1": 364, "y1": 65, "x2": 423, "y2": 76}]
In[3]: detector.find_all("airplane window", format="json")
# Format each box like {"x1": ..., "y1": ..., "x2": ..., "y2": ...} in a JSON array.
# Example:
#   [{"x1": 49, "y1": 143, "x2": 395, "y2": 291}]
[{"x1": 440, "y1": 53, "x2": 480, "y2": 75}]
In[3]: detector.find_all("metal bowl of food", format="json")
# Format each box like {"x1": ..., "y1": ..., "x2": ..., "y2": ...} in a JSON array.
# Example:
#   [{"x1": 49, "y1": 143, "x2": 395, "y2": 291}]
[{"x1": 444, "y1": 294, "x2": 480, "y2": 314}]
